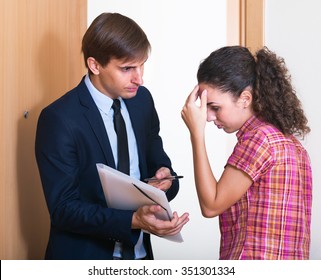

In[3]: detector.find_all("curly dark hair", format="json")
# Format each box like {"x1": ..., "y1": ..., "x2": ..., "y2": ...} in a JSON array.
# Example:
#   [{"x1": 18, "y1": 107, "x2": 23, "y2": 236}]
[
  {"x1": 197, "y1": 46, "x2": 310, "y2": 138},
  {"x1": 254, "y1": 47, "x2": 310, "y2": 137}
]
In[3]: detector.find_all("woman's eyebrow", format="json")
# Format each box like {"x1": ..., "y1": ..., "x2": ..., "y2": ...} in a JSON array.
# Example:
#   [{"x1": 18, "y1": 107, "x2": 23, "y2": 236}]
[{"x1": 207, "y1": 102, "x2": 219, "y2": 105}]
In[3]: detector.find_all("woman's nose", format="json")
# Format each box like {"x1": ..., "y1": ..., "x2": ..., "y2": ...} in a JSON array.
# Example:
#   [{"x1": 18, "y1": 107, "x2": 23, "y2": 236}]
[{"x1": 207, "y1": 112, "x2": 217, "y2": 122}]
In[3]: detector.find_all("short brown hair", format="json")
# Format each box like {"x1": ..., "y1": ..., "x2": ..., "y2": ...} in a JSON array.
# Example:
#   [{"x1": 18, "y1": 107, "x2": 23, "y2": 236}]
[{"x1": 82, "y1": 13, "x2": 151, "y2": 71}]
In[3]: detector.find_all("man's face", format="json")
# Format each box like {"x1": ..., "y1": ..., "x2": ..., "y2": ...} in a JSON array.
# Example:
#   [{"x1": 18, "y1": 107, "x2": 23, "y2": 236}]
[{"x1": 91, "y1": 57, "x2": 147, "y2": 99}]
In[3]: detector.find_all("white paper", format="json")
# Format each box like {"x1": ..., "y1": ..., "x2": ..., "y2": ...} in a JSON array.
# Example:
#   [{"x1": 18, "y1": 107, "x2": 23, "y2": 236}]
[{"x1": 96, "y1": 163, "x2": 183, "y2": 242}]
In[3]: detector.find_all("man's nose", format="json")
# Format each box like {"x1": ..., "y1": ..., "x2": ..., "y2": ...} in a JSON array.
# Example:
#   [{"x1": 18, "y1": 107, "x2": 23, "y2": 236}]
[{"x1": 131, "y1": 68, "x2": 143, "y2": 85}]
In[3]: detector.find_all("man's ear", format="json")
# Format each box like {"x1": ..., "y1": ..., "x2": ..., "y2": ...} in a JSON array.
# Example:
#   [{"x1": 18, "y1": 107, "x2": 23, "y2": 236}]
[
  {"x1": 239, "y1": 89, "x2": 253, "y2": 108},
  {"x1": 87, "y1": 57, "x2": 100, "y2": 75}
]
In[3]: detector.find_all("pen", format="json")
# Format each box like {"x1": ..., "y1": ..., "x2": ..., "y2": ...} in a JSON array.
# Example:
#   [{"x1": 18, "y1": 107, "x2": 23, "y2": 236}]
[{"x1": 143, "y1": 175, "x2": 184, "y2": 182}]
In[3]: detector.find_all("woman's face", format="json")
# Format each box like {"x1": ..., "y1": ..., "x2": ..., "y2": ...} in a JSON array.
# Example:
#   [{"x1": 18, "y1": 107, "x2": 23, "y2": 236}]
[{"x1": 199, "y1": 83, "x2": 253, "y2": 133}]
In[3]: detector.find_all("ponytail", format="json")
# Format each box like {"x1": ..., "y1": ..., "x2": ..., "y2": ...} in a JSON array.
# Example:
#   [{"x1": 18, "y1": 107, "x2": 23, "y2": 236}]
[{"x1": 253, "y1": 47, "x2": 310, "y2": 138}]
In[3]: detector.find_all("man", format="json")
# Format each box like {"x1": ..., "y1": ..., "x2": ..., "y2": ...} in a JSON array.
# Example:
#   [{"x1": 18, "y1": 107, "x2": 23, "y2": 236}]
[{"x1": 35, "y1": 12, "x2": 189, "y2": 260}]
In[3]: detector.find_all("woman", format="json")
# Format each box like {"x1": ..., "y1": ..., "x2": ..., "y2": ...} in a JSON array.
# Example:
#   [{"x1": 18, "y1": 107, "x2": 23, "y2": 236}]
[{"x1": 181, "y1": 46, "x2": 312, "y2": 259}]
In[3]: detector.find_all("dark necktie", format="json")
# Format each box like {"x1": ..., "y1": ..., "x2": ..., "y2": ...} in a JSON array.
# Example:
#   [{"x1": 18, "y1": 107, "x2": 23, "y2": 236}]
[
  {"x1": 112, "y1": 99, "x2": 130, "y2": 175},
  {"x1": 112, "y1": 99, "x2": 134, "y2": 259}
]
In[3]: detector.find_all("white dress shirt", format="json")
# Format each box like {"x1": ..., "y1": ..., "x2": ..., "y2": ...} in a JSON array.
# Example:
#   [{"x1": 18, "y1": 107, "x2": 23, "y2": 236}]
[{"x1": 84, "y1": 74, "x2": 146, "y2": 259}]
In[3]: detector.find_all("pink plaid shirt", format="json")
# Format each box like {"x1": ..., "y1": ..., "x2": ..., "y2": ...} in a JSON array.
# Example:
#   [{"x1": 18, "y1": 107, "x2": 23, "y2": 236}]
[{"x1": 221, "y1": 116, "x2": 312, "y2": 259}]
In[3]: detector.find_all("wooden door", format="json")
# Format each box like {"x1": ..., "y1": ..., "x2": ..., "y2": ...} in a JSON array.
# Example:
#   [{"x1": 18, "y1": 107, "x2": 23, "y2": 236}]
[
  {"x1": 0, "y1": 0, "x2": 87, "y2": 259},
  {"x1": 227, "y1": 0, "x2": 264, "y2": 51}
]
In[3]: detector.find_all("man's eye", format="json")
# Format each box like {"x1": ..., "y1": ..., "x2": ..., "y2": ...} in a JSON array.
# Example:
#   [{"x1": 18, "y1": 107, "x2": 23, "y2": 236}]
[{"x1": 122, "y1": 67, "x2": 131, "y2": 71}]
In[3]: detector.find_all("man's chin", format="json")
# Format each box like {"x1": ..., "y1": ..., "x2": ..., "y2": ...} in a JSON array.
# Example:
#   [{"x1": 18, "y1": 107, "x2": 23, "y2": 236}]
[{"x1": 122, "y1": 91, "x2": 138, "y2": 99}]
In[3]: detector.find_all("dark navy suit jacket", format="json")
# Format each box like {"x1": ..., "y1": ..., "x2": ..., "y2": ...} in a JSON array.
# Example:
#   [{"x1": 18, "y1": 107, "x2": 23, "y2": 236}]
[{"x1": 35, "y1": 77, "x2": 179, "y2": 259}]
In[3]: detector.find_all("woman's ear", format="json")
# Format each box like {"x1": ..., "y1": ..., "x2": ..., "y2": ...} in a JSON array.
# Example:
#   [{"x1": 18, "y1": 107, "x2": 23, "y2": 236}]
[
  {"x1": 87, "y1": 57, "x2": 100, "y2": 75},
  {"x1": 240, "y1": 89, "x2": 253, "y2": 108}
]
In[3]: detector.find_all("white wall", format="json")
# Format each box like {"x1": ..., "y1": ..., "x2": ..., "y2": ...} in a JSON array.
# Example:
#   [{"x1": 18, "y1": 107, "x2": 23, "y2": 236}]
[
  {"x1": 265, "y1": 0, "x2": 321, "y2": 259},
  {"x1": 88, "y1": 0, "x2": 228, "y2": 259}
]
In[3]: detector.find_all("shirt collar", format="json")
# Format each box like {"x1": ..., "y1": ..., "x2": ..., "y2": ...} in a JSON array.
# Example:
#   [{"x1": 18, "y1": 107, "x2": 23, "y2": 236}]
[
  {"x1": 236, "y1": 115, "x2": 264, "y2": 140},
  {"x1": 84, "y1": 74, "x2": 115, "y2": 115}
]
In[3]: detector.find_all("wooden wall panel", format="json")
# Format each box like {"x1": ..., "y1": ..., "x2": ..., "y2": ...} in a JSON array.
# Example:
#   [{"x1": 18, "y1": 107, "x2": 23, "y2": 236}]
[
  {"x1": 226, "y1": 0, "x2": 242, "y2": 45},
  {"x1": 243, "y1": 0, "x2": 264, "y2": 52},
  {"x1": 227, "y1": 0, "x2": 264, "y2": 52},
  {"x1": 0, "y1": 0, "x2": 87, "y2": 259}
]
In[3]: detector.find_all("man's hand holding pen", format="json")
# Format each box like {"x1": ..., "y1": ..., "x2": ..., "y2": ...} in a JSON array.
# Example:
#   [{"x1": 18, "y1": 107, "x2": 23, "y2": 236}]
[{"x1": 145, "y1": 167, "x2": 183, "y2": 192}]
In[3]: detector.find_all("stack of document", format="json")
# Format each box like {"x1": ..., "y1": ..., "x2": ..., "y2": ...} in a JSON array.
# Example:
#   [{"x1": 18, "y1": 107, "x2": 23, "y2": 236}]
[{"x1": 96, "y1": 163, "x2": 183, "y2": 242}]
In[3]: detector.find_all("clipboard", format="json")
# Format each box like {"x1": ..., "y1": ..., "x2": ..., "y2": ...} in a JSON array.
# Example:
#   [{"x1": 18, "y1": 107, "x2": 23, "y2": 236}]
[{"x1": 96, "y1": 163, "x2": 183, "y2": 242}]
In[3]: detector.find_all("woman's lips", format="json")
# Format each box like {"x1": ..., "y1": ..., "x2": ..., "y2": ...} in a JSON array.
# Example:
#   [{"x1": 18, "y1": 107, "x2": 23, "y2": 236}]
[{"x1": 214, "y1": 122, "x2": 223, "y2": 129}]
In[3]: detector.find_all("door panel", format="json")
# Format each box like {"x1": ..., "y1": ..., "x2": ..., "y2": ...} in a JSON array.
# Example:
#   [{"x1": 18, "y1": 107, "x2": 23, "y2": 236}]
[{"x1": 0, "y1": 0, "x2": 87, "y2": 259}]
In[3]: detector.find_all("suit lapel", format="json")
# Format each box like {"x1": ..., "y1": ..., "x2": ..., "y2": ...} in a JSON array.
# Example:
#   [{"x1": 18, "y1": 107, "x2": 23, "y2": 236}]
[{"x1": 77, "y1": 79, "x2": 116, "y2": 168}]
